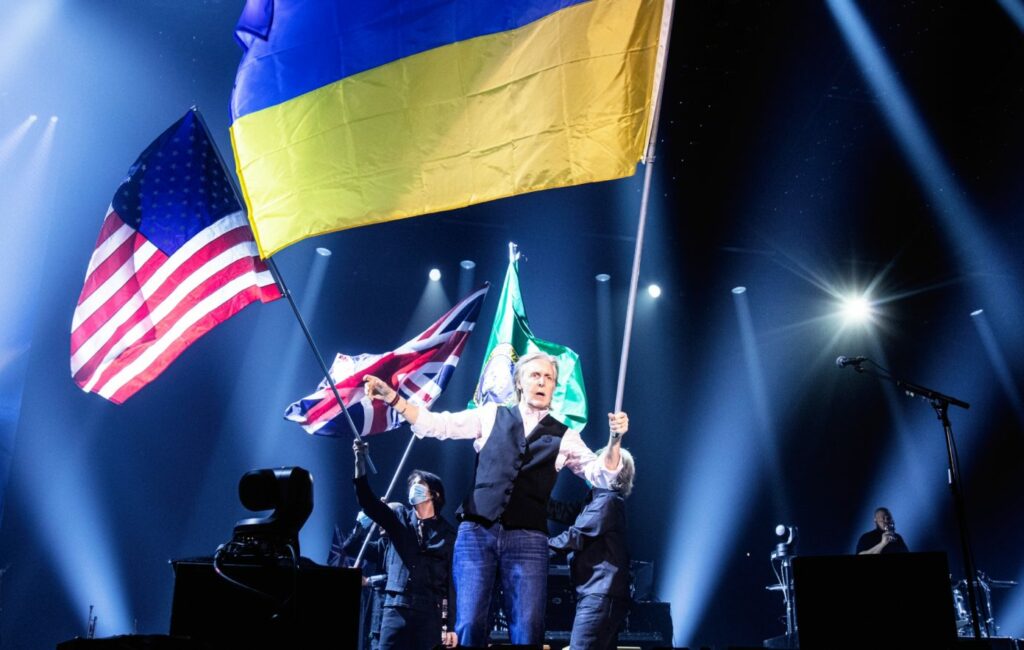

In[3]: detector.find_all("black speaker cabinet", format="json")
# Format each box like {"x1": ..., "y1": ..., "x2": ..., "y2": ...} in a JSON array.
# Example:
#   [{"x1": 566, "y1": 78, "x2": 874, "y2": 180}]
[
  {"x1": 169, "y1": 559, "x2": 360, "y2": 648},
  {"x1": 793, "y1": 552, "x2": 957, "y2": 650},
  {"x1": 57, "y1": 636, "x2": 204, "y2": 649}
]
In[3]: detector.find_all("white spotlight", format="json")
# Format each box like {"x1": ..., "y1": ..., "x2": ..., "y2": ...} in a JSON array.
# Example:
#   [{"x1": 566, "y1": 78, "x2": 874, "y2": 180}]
[
  {"x1": 647, "y1": 284, "x2": 662, "y2": 299},
  {"x1": 595, "y1": 273, "x2": 610, "y2": 283},
  {"x1": 49, "y1": 115, "x2": 58, "y2": 124},
  {"x1": 732, "y1": 286, "x2": 746, "y2": 294},
  {"x1": 429, "y1": 268, "x2": 441, "y2": 282},
  {"x1": 840, "y1": 294, "x2": 872, "y2": 324},
  {"x1": 29, "y1": 114, "x2": 38, "y2": 122},
  {"x1": 970, "y1": 309, "x2": 983, "y2": 317},
  {"x1": 315, "y1": 247, "x2": 332, "y2": 257},
  {"x1": 460, "y1": 260, "x2": 476, "y2": 270}
]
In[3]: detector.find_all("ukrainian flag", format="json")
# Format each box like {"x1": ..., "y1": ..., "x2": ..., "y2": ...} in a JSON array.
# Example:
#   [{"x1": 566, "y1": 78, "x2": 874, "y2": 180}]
[{"x1": 230, "y1": 0, "x2": 665, "y2": 258}]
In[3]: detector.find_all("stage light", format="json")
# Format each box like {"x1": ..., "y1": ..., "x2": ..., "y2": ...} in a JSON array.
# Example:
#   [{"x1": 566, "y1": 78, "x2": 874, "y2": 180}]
[
  {"x1": 460, "y1": 260, "x2": 475, "y2": 270},
  {"x1": 827, "y1": 0, "x2": 1018, "y2": 331},
  {"x1": 315, "y1": 247, "x2": 332, "y2": 257},
  {"x1": 596, "y1": 273, "x2": 610, "y2": 282},
  {"x1": 0, "y1": 115, "x2": 38, "y2": 164},
  {"x1": 49, "y1": 116, "x2": 58, "y2": 124},
  {"x1": 647, "y1": 284, "x2": 662, "y2": 298},
  {"x1": 429, "y1": 268, "x2": 441, "y2": 282},
  {"x1": 839, "y1": 294, "x2": 872, "y2": 324},
  {"x1": 732, "y1": 286, "x2": 746, "y2": 294},
  {"x1": 970, "y1": 309, "x2": 983, "y2": 317}
]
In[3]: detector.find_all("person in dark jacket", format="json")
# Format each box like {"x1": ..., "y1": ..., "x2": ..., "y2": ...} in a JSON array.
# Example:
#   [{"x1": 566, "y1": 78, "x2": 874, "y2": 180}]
[
  {"x1": 341, "y1": 511, "x2": 392, "y2": 650},
  {"x1": 550, "y1": 447, "x2": 635, "y2": 650},
  {"x1": 353, "y1": 439, "x2": 458, "y2": 649}
]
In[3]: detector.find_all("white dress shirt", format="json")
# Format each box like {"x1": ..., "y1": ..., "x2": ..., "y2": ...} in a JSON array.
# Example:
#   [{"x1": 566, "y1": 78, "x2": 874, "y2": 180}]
[{"x1": 411, "y1": 402, "x2": 622, "y2": 487}]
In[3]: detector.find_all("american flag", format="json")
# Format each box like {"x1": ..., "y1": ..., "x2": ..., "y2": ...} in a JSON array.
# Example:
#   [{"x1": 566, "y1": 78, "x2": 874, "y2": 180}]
[
  {"x1": 285, "y1": 283, "x2": 489, "y2": 436},
  {"x1": 70, "y1": 109, "x2": 282, "y2": 404}
]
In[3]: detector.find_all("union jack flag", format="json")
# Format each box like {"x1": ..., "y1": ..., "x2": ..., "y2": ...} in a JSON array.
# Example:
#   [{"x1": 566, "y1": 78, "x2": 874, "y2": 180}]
[
  {"x1": 70, "y1": 109, "x2": 281, "y2": 403},
  {"x1": 285, "y1": 283, "x2": 489, "y2": 436}
]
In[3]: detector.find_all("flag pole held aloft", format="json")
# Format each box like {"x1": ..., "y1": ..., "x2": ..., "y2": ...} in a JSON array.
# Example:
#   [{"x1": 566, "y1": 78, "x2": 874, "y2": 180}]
[{"x1": 192, "y1": 110, "x2": 378, "y2": 467}]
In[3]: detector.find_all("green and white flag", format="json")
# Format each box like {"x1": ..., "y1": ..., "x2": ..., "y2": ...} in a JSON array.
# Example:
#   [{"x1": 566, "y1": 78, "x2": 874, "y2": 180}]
[{"x1": 471, "y1": 246, "x2": 588, "y2": 432}]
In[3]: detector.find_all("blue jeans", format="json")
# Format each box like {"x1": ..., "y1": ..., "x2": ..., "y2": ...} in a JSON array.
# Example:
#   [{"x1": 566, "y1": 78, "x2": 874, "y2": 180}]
[{"x1": 453, "y1": 520, "x2": 549, "y2": 646}]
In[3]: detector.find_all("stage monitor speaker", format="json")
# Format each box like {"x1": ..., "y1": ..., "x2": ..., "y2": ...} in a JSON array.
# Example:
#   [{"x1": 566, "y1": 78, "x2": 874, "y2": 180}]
[
  {"x1": 792, "y1": 551, "x2": 956, "y2": 650},
  {"x1": 57, "y1": 636, "x2": 203, "y2": 649},
  {"x1": 169, "y1": 559, "x2": 360, "y2": 648}
]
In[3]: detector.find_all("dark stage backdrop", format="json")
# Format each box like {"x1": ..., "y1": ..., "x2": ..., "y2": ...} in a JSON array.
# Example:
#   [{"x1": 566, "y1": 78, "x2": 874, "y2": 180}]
[{"x1": 0, "y1": 1, "x2": 1021, "y2": 648}]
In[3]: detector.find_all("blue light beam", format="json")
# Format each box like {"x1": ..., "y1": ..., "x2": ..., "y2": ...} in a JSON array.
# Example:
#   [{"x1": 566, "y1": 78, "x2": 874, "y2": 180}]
[
  {"x1": 731, "y1": 287, "x2": 790, "y2": 519},
  {"x1": 996, "y1": 0, "x2": 1024, "y2": 33},
  {"x1": 826, "y1": 0, "x2": 1021, "y2": 347},
  {"x1": 970, "y1": 309, "x2": 1024, "y2": 426}
]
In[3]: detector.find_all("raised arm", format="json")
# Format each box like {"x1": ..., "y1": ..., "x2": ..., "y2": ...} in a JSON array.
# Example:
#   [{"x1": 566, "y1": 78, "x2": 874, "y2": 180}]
[
  {"x1": 363, "y1": 374, "x2": 490, "y2": 441},
  {"x1": 605, "y1": 411, "x2": 629, "y2": 470},
  {"x1": 364, "y1": 374, "x2": 423, "y2": 424},
  {"x1": 560, "y1": 411, "x2": 630, "y2": 485},
  {"x1": 353, "y1": 440, "x2": 404, "y2": 539}
]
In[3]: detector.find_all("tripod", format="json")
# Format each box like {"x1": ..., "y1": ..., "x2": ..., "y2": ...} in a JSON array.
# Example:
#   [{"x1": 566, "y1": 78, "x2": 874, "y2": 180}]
[{"x1": 767, "y1": 526, "x2": 798, "y2": 647}]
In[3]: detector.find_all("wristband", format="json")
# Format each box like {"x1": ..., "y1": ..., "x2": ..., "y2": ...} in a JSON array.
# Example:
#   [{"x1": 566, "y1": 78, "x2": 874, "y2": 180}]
[{"x1": 387, "y1": 392, "x2": 400, "y2": 407}]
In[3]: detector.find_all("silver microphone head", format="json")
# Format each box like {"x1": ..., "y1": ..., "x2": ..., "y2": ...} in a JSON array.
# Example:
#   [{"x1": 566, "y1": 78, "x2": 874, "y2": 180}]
[{"x1": 775, "y1": 524, "x2": 787, "y2": 537}]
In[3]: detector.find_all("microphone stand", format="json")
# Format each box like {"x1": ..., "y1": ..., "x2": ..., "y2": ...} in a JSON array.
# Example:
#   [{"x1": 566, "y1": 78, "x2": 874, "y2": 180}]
[{"x1": 847, "y1": 360, "x2": 981, "y2": 639}]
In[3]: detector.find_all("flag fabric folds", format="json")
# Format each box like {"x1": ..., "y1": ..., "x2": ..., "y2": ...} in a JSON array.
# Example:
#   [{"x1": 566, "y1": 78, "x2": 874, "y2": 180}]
[
  {"x1": 229, "y1": 0, "x2": 665, "y2": 258},
  {"x1": 326, "y1": 525, "x2": 346, "y2": 567},
  {"x1": 285, "y1": 284, "x2": 489, "y2": 436},
  {"x1": 472, "y1": 255, "x2": 588, "y2": 432},
  {"x1": 70, "y1": 109, "x2": 282, "y2": 404}
]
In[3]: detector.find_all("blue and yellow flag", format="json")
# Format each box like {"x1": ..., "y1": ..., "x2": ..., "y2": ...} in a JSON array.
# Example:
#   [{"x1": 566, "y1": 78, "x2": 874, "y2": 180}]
[{"x1": 229, "y1": 0, "x2": 665, "y2": 258}]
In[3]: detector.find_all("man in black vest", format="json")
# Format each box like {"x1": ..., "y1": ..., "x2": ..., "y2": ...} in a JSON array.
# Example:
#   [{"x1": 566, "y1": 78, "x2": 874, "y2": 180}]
[{"x1": 364, "y1": 352, "x2": 628, "y2": 647}]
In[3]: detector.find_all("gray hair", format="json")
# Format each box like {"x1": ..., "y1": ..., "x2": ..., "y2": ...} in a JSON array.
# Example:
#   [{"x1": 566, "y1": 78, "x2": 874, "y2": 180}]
[
  {"x1": 598, "y1": 446, "x2": 635, "y2": 498},
  {"x1": 513, "y1": 352, "x2": 560, "y2": 400}
]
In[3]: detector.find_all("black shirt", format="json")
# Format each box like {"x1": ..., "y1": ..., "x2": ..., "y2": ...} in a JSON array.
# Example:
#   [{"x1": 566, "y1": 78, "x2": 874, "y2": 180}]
[
  {"x1": 855, "y1": 528, "x2": 910, "y2": 554},
  {"x1": 354, "y1": 476, "x2": 457, "y2": 624},
  {"x1": 549, "y1": 487, "x2": 631, "y2": 599}
]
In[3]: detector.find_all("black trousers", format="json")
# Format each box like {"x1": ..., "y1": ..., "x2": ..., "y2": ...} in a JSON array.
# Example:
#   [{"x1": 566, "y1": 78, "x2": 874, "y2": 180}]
[
  {"x1": 570, "y1": 593, "x2": 629, "y2": 650},
  {"x1": 378, "y1": 604, "x2": 442, "y2": 650}
]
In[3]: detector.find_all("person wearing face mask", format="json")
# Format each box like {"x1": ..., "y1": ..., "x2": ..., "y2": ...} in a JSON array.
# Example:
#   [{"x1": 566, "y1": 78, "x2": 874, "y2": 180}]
[
  {"x1": 353, "y1": 439, "x2": 458, "y2": 649},
  {"x1": 363, "y1": 352, "x2": 629, "y2": 648},
  {"x1": 856, "y1": 507, "x2": 909, "y2": 555}
]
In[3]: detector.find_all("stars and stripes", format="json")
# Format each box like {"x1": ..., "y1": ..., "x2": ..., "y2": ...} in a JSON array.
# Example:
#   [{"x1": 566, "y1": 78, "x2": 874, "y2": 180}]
[
  {"x1": 285, "y1": 284, "x2": 489, "y2": 436},
  {"x1": 70, "y1": 109, "x2": 282, "y2": 404}
]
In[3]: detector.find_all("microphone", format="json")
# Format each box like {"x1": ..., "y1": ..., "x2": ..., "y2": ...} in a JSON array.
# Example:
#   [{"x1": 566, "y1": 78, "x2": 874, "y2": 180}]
[{"x1": 835, "y1": 355, "x2": 868, "y2": 368}]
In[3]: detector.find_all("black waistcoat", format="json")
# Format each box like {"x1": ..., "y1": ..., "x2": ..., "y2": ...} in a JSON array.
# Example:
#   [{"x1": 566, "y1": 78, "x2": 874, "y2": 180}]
[{"x1": 459, "y1": 405, "x2": 567, "y2": 532}]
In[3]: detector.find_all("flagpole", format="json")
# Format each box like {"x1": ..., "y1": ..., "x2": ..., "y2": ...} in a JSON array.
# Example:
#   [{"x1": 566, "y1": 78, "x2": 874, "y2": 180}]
[
  {"x1": 192, "y1": 107, "x2": 376, "y2": 473},
  {"x1": 264, "y1": 258, "x2": 377, "y2": 465},
  {"x1": 353, "y1": 432, "x2": 418, "y2": 567},
  {"x1": 614, "y1": 0, "x2": 677, "y2": 413}
]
